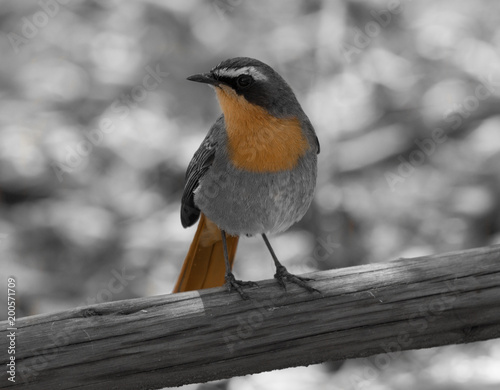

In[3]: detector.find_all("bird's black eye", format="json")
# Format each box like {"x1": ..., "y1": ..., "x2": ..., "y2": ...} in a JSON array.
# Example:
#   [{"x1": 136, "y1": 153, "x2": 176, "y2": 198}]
[{"x1": 236, "y1": 74, "x2": 253, "y2": 88}]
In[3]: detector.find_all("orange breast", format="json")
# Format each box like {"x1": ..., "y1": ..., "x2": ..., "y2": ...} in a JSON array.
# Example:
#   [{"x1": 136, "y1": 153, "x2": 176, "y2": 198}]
[{"x1": 215, "y1": 86, "x2": 309, "y2": 172}]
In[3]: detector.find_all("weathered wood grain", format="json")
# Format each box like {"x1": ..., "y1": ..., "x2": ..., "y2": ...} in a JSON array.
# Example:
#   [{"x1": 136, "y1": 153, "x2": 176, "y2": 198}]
[{"x1": 1, "y1": 245, "x2": 500, "y2": 389}]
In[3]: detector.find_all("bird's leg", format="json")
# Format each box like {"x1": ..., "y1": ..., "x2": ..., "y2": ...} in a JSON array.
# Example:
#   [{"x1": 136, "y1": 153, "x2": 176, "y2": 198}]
[
  {"x1": 221, "y1": 230, "x2": 258, "y2": 300},
  {"x1": 262, "y1": 233, "x2": 320, "y2": 294}
]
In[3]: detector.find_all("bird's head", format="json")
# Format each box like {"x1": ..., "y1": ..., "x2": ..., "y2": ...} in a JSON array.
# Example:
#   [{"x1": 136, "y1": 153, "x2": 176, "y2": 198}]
[{"x1": 187, "y1": 57, "x2": 302, "y2": 118}]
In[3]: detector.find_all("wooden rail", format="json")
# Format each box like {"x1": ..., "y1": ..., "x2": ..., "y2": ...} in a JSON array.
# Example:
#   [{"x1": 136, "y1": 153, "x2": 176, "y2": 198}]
[{"x1": 1, "y1": 245, "x2": 500, "y2": 389}]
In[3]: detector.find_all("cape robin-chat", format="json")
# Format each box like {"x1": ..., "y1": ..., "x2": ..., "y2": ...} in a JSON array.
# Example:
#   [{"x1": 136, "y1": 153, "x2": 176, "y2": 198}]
[{"x1": 173, "y1": 57, "x2": 320, "y2": 299}]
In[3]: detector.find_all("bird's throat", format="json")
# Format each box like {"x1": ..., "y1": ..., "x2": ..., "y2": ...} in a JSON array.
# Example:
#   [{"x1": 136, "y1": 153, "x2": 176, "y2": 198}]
[{"x1": 215, "y1": 86, "x2": 309, "y2": 173}]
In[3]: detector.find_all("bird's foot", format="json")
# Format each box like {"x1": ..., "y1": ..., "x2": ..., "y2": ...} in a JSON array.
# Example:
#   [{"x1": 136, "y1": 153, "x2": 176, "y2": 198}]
[
  {"x1": 225, "y1": 272, "x2": 258, "y2": 300},
  {"x1": 274, "y1": 265, "x2": 320, "y2": 294}
]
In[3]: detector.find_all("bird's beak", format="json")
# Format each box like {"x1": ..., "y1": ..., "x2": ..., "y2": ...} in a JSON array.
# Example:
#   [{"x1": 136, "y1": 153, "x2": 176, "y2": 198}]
[{"x1": 187, "y1": 73, "x2": 219, "y2": 86}]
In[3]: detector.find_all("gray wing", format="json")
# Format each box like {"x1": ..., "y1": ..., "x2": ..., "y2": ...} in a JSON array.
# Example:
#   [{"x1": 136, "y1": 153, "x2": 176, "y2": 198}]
[
  {"x1": 302, "y1": 116, "x2": 320, "y2": 154},
  {"x1": 180, "y1": 115, "x2": 223, "y2": 228}
]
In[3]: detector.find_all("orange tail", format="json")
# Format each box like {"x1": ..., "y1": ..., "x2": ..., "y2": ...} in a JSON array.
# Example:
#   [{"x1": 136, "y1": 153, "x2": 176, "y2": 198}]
[{"x1": 173, "y1": 213, "x2": 239, "y2": 293}]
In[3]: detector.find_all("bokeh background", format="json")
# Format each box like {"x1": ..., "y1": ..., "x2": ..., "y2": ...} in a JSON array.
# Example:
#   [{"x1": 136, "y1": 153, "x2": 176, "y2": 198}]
[{"x1": 1, "y1": 0, "x2": 500, "y2": 389}]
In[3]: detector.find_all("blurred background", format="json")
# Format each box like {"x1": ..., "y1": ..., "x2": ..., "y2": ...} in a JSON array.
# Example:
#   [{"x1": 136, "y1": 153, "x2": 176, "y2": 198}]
[{"x1": 1, "y1": 0, "x2": 500, "y2": 389}]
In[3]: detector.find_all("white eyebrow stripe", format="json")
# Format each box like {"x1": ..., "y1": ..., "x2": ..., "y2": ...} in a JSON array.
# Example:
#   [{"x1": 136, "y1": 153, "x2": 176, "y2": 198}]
[{"x1": 215, "y1": 66, "x2": 268, "y2": 81}]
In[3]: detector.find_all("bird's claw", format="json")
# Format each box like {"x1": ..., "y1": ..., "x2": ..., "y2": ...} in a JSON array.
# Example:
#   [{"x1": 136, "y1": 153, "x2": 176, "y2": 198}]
[
  {"x1": 225, "y1": 272, "x2": 258, "y2": 300},
  {"x1": 274, "y1": 265, "x2": 320, "y2": 294}
]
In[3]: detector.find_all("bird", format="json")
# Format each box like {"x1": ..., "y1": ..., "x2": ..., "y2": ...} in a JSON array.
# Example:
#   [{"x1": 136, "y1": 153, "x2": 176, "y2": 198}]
[{"x1": 173, "y1": 57, "x2": 320, "y2": 299}]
